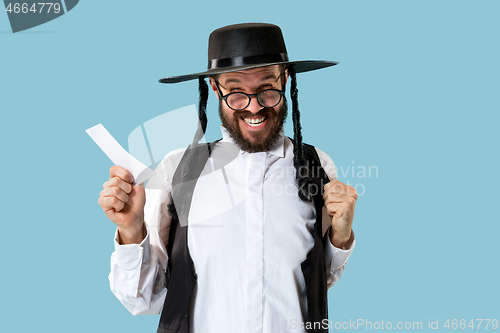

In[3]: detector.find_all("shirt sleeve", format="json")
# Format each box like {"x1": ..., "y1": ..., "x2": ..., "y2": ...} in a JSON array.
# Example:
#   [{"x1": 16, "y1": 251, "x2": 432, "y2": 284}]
[
  {"x1": 315, "y1": 147, "x2": 356, "y2": 289},
  {"x1": 109, "y1": 227, "x2": 167, "y2": 315},
  {"x1": 108, "y1": 151, "x2": 181, "y2": 315}
]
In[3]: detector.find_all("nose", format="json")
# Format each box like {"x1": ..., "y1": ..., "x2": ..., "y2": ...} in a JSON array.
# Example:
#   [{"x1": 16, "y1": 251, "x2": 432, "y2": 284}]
[{"x1": 245, "y1": 95, "x2": 263, "y2": 113}]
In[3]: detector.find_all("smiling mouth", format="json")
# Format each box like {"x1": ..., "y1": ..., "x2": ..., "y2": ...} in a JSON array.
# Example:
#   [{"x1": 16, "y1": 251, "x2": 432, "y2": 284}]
[{"x1": 242, "y1": 116, "x2": 267, "y2": 127}]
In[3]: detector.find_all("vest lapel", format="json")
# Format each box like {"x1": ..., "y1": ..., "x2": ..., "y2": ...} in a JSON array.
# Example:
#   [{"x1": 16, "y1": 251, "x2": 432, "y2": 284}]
[
  {"x1": 158, "y1": 143, "x2": 214, "y2": 333},
  {"x1": 300, "y1": 143, "x2": 331, "y2": 333}
]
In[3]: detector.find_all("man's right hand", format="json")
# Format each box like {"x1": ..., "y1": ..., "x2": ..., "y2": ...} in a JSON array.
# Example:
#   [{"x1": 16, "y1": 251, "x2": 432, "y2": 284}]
[{"x1": 98, "y1": 166, "x2": 146, "y2": 244}]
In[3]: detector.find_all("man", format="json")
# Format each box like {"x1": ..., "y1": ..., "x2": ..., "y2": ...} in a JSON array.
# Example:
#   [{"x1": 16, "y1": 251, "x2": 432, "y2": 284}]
[{"x1": 99, "y1": 23, "x2": 357, "y2": 333}]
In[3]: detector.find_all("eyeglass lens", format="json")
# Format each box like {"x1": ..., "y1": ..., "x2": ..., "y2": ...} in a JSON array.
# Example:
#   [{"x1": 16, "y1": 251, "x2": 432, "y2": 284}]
[{"x1": 227, "y1": 90, "x2": 281, "y2": 110}]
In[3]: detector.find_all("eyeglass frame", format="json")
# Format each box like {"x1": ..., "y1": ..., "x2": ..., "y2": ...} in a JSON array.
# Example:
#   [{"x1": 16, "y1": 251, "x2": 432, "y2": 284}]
[{"x1": 213, "y1": 70, "x2": 287, "y2": 111}]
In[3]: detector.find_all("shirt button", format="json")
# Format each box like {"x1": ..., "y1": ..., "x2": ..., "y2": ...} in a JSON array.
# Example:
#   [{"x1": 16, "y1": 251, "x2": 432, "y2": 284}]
[{"x1": 185, "y1": 315, "x2": 188, "y2": 321}]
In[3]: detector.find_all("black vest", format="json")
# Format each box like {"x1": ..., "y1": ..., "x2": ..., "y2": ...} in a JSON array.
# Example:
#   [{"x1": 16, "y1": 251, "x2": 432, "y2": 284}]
[{"x1": 157, "y1": 142, "x2": 330, "y2": 333}]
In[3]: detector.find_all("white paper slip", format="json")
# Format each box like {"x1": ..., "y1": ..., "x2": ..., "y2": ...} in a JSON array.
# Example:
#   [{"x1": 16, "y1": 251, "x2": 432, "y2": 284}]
[{"x1": 86, "y1": 124, "x2": 155, "y2": 184}]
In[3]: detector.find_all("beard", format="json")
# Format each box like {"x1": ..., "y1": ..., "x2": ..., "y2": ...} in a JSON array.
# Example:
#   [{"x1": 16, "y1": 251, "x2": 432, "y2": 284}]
[{"x1": 219, "y1": 98, "x2": 288, "y2": 153}]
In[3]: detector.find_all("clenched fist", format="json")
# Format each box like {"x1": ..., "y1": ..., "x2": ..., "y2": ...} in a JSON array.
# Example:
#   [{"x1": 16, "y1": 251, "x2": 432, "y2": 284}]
[
  {"x1": 98, "y1": 166, "x2": 146, "y2": 244},
  {"x1": 323, "y1": 179, "x2": 357, "y2": 249}
]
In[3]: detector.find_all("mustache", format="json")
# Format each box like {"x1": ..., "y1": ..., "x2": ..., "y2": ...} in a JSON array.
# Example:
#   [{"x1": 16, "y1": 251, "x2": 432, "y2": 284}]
[{"x1": 233, "y1": 108, "x2": 274, "y2": 118}]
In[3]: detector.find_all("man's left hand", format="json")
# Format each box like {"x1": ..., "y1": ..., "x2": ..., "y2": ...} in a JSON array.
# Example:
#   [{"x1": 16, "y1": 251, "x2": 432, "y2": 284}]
[{"x1": 323, "y1": 179, "x2": 357, "y2": 249}]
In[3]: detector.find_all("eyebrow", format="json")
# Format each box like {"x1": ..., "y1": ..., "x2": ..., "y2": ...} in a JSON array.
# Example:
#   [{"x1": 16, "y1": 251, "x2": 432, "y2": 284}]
[{"x1": 223, "y1": 74, "x2": 279, "y2": 85}]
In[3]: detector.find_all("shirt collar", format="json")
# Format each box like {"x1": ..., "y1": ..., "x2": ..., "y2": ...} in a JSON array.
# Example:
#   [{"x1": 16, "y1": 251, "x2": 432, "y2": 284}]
[{"x1": 220, "y1": 125, "x2": 285, "y2": 158}]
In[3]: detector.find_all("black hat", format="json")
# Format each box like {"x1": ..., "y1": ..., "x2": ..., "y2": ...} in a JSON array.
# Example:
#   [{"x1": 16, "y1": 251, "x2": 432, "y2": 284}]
[{"x1": 159, "y1": 23, "x2": 337, "y2": 84}]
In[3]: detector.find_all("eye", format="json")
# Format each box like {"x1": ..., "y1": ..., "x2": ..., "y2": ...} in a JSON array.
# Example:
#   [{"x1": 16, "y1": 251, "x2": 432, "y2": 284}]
[
  {"x1": 225, "y1": 85, "x2": 243, "y2": 92},
  {"x1": 258, "y1": 84, "x2": 274, "y2": 92}
]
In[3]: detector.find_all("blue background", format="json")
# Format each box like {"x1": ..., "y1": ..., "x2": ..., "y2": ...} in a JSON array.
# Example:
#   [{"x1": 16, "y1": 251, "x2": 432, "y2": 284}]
[{"x1": 1, "y1": 1, "x2": 498, "y2": 332}]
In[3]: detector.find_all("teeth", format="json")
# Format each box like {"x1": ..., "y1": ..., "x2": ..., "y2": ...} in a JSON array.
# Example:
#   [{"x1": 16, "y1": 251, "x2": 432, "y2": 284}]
[{"x1": 243, "y1": 116, "x2": 266, "y2": 127}]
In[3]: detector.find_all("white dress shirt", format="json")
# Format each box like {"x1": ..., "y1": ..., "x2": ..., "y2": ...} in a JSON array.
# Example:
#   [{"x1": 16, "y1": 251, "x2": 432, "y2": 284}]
[{"x1": 109, "y1": 127, "x2": 355, "y2": 333}]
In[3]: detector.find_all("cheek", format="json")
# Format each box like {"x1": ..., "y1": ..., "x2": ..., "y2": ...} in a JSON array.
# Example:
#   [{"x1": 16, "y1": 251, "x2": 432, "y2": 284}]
[
  {"x1": 220, "y1": 104, "x2": 237, "y2": 123},
  {"x1": 225, "y1": 109, "x2": 236, "y2": 122}
]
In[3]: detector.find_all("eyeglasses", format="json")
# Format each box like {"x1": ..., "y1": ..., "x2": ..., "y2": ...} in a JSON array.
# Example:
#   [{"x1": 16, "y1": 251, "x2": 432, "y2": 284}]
[{"x1": 214, "y1": 73, "x2": 286, "y2": 111}]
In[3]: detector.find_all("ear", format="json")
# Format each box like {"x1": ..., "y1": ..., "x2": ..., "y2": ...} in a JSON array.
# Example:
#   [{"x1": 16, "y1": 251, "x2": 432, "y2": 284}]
[
  {"x1": 284, "y1": 68, "x2": 289, "y2": 86},
  {"x1": 208, "y1": 77, "x2": 220, "y2": 100}
]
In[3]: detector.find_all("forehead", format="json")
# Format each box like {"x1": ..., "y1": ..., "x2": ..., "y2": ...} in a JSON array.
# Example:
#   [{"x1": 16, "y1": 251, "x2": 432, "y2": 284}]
[{"x1": 217, "y1": 65, "x2": 281, "y2": 85}]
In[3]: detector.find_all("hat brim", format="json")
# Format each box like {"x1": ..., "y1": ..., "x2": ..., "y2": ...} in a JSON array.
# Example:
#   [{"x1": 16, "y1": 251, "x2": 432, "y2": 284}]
[{"x1": 159, "y1": 60, "x2": 338, "y2": 84}]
